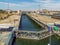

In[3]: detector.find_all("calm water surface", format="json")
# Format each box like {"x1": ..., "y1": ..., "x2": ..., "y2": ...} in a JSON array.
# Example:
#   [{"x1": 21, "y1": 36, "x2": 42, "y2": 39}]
[
  {"x1": 19, "y1": 14, "x2": 42, "y2": 31},
  {"x1": 16, "y1": 35, "x2": 60, "y2": 45}
]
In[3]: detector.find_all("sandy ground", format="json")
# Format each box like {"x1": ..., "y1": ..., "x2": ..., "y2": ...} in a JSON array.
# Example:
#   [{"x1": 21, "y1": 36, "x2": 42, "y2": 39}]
[
  {"x1": 28, "y1": 13, "x2": 60, "y2": 24},
  {"x1": 0, "y1": 15, "x2": 21, "y2": 27}
]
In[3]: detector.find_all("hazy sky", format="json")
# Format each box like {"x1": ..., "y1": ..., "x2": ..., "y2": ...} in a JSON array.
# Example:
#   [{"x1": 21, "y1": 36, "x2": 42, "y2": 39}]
[{"x1": 0, "y1": 0, "x2": 60, "y2": 11}]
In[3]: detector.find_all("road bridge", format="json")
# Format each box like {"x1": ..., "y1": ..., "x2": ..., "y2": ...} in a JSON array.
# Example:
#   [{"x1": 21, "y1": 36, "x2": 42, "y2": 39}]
[{"x1": 15, "y1": 30, "x2": 54, "y2": 40}]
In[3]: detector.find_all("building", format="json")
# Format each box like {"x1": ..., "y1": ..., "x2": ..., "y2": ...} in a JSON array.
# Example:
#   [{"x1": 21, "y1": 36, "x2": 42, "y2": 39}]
[
  {"x1": 0, "y1": 23, "x2": 13, "y2": 31},
  {"x1": 51, "y1": 15, "x2": 60, "y2": 19}
]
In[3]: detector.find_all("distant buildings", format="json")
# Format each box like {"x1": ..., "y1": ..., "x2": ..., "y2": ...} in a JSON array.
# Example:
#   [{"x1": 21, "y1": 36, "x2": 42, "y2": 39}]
[
  {"x1": 51, "y1": 15, "x2": 60, "y2": 19},
  {"x1": 34, "y1": 9, "x2": 60, "y2": 16},
  {"x1": 5, "y1": 9, "x2": 11, "y2": 14},
  {"x1": 5, "y1": 9, "x2": 21, "y2": 15}
]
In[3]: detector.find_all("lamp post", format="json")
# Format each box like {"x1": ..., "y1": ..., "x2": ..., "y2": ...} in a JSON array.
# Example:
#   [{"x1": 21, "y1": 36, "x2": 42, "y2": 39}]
[
  {"x1": 47, "y1": 23, "x2": 53, "y2": 45},
  {"x1": 48, "y1": 26, "x2": 51, "y2": 45},
  {"x1": 48, "y1": 30, "x2": 51, "y2": 45}
]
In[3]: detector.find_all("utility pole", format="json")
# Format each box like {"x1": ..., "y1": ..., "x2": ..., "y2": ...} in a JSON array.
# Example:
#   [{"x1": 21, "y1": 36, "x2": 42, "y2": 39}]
[
  {"x1": 8, "y1": 1, "x2": 9, "y2": 10},
  {"x1": 8, "y1": 1, "x2": 10, "y2": 14},
  {"x1": 39, "y1": 5, "x2": 40, "y2": 11}
]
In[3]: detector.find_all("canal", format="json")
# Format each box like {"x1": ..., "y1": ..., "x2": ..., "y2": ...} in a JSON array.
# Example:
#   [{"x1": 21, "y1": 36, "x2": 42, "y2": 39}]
[
  {"x1": 19, "y1": 14, "x2": 43, "y2": 31},
  {"x1": 15, "y1": 14, "x2": 60, "y2": 45}
]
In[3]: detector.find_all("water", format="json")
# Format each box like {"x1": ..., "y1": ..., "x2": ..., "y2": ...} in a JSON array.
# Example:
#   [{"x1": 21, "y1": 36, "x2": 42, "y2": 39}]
[
  {"x1": 16, "y1": 35, "x2": 60, "y2": 45},
  {"x1": 16, "y1": 14, "x2": 60, "y2": 45},
  {"x1": 19, "y1": 14, "x2": 42, "y2": 31}
]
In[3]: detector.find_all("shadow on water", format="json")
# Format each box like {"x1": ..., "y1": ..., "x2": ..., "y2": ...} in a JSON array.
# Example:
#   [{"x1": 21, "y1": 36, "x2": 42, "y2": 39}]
[{"x1": 15, "y1": 35, "x2": 60, "y2": 45}]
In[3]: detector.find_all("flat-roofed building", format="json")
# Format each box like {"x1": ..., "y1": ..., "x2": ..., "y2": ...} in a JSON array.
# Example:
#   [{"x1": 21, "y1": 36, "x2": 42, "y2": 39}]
[{"x1": 0, "y1": 23, "x2": 13, "y2": 31}]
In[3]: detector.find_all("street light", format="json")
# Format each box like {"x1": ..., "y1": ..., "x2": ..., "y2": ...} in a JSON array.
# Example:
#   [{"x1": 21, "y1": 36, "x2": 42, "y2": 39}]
[
  {"x1": 47, "y1": 26, "x2": 51, "y2": 45},
  {"x1": 48, "y1": 29, "x2": 51, "y2": 45},
  {"x1": 47, "y1": 23, "x2": 54, "y2": 45}
]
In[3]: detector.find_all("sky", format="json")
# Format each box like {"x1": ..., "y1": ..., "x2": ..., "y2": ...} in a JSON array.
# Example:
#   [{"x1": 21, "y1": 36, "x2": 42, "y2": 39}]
[{"x1": 0, "y1": 0, "x2": 60, "y2": 11}]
